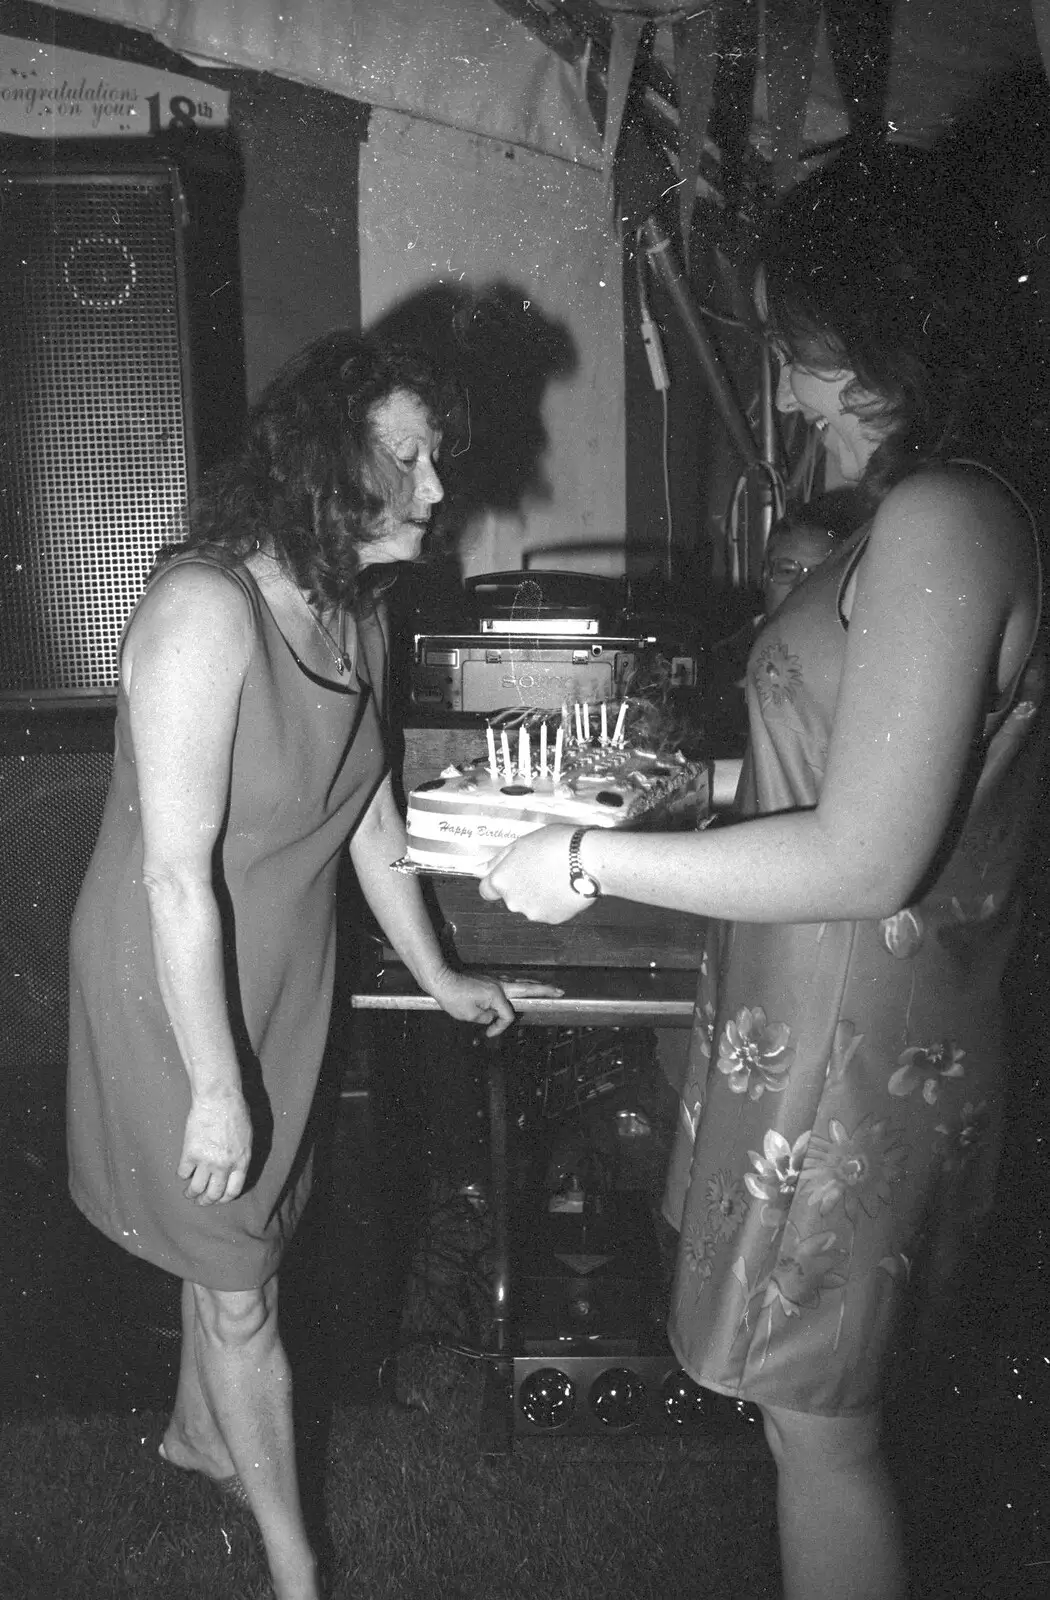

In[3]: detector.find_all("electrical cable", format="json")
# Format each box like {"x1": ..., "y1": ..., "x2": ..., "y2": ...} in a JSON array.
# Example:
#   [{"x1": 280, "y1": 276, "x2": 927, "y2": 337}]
[
  {"x1": 635, "y1": 235, "x2": 674, "y2": 576},
  {"x1": 660, "y1": 386, "x2": 673, "y2": 582}
]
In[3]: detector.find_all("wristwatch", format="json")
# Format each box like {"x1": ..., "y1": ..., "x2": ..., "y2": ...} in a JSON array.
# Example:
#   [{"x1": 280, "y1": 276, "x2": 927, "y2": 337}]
[{"x1": 568, "y1": 827, "x2": 601, "y2": 899}]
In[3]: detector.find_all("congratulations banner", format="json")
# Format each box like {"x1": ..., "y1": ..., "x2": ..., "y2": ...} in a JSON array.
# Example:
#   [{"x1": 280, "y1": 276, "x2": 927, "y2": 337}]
[{"x1": 0, "y1": 34, "x2": 229, "y2": 138}]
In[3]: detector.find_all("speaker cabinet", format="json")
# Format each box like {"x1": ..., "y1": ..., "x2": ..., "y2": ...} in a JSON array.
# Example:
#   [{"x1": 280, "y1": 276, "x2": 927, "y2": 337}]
[
  {"x1": 0, "y1": 709, "x2": 115, "y2": 1071},
  {"x1": 0, "y1": 158, "x2": 196, "y2": 702}
]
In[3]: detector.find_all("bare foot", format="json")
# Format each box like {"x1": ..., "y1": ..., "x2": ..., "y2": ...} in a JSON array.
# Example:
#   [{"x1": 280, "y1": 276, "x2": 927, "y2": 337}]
[{"x1": 159, "y1": 1419, "x2": 236, "y2": 1482}]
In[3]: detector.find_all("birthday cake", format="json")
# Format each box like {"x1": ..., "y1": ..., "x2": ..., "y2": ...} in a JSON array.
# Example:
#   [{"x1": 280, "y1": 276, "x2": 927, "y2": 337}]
[{"x1": 403, "y1": 702, "x2": 710, "y2": 876}]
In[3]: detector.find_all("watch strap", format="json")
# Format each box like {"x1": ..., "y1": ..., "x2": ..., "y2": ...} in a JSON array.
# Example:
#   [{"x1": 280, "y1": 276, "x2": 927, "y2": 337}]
[{"x1": 568, "y1": 827, "x2": 601, "y2": 898}]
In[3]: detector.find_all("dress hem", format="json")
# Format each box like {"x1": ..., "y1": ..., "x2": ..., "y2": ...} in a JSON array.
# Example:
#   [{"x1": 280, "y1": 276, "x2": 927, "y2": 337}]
[
  {"x1": 68, "y1": 1182, "x2": 281, "y2": 1292},
  {"x1": 666, "y1": 1325, "x2": 886, "y2": 1420}
]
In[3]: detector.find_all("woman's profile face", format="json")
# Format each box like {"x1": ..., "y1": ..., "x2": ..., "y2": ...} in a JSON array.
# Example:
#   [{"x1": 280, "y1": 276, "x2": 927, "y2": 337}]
[
  {"x1": 773, "y1": 355, "x2": 881, "y2": 484},
  {"x1": 361, "y1": 389, "x2": 445, "y2": 564},
  {"x1": 755, "y1": 268, "x2": 884, "y2": 484}
]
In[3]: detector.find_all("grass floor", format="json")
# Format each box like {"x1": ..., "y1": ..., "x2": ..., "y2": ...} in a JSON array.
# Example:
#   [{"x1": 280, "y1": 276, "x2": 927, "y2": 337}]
[
  {"x1": 0, "y1": 1346, "x2": 781, "y2": 1600},
  {"x1": 1, "y1": 1013, "x2": 1048, "y2": 1598},
  {"x1": 1, "y1": 1334, "x2": 1048, "y2": 1600}
]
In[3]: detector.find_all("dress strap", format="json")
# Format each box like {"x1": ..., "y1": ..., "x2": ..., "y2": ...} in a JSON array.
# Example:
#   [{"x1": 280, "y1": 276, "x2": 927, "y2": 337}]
[
  {"x1": 947, "y1": 459, "x2": 1044, "y2": 716},
  {"x1": 836, "y1": 526, "x2": 872, "y2": 630}
]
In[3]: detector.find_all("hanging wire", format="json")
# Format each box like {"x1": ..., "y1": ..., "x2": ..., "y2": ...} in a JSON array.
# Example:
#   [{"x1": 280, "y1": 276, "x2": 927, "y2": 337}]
[
  {"x1": 725, "y1": 458, "x2": 787, "y2": 589},
  {"x1": 659, "y1": 387, "x2": 673, "y2": 581},
  {"x1": 634, "y1": 240, "x2": 675, "y2": 579}
]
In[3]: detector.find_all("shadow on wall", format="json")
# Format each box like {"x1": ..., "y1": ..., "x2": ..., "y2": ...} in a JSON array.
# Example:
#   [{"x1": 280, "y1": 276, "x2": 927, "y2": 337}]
[{"x1": 367, "y1": 282, "x2": 578, "y2": 622}]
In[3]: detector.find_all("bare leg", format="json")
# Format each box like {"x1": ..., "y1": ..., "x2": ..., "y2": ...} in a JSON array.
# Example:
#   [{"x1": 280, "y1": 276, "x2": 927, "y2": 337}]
[
  {"x1": 160, "y1": 1280, "x2": 235, "y2": 1479},
  {"x1": 762, "y1": 1403, "x2": 906, "y2": 1600},
  {"x1": 164, "y1": 1275, "x2": 319, "y2": 1600}
]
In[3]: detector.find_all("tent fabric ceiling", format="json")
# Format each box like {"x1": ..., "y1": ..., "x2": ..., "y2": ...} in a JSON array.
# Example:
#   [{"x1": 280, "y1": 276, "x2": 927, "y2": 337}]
[
  {"x1": 42, "y1": 0, "x2": 606, "y2": 166},
  {"x1": 43, "y1": 1, "x2": 1047, "y2": 171}
]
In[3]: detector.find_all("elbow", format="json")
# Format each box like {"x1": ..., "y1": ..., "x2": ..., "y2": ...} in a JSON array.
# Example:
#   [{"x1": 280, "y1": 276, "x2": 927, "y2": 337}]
[
  {"x1": 816, "y1": 821, "x2": 929, "y2": 922},
  {"x1": 858, "y1": 887, "x2": 918, "y2": 922},
  {"x1": 846, "y1": 856, "x2": 929, "y2": 923},
  {"x1": 141, "y1": 859, "x2": 211, "y2": 921}
]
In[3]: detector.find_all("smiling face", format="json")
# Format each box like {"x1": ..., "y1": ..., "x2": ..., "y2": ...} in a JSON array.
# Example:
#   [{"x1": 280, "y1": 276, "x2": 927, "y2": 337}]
[
  {"x1": 772, "y1": 356, "x2": 884, "y2": 484},
  {"x1": 362, "y1": 389, "x2": 445, "y2": 564},
  {"x1": 755, "y1": 266, "x2": 886, "y2": 484}
]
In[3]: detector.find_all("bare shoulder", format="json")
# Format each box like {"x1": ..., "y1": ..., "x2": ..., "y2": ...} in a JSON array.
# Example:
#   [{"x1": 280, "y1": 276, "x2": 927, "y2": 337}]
[
  {"x1": 122, "y1": 560, "x2": 256, "y2": 700},
  {"x1": 126, "y1": 561, "x2": 255, "y2": 660},
  {"x1": 872, "y1": 465, "x2": 1035, "y2": 591}
]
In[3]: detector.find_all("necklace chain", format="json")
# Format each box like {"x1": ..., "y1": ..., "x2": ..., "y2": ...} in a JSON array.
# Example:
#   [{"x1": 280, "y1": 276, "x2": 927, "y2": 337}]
[{"x1": 274, "y1": 565, "x2": 352, "y2": 676}]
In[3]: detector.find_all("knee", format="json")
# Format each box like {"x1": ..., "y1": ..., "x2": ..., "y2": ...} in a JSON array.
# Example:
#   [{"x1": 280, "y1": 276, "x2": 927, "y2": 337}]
[
  {"x1": 761, "y1": 1404, "x2": 793, "y2": 1468},
  {"x1": 761, "y1": 1403, "x2": 883, "y2": 1475},
  {"x1": 191, "y1": 1281, "x2": 274, "y2": 1351}
]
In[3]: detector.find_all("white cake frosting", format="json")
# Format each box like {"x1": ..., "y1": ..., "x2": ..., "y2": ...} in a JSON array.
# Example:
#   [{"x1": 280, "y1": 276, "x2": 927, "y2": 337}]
[{"x1": 405, "y1": 712, "x2": 709, "y2": 876}]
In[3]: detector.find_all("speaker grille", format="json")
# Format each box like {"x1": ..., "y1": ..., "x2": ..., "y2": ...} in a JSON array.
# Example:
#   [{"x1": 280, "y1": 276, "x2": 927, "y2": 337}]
[
  {"x1": 0, "y1": 168, "x2": 191, "y2": 697},
  {"x1": 0, "y1": 749, "x2": 112, "y2": 1069}
]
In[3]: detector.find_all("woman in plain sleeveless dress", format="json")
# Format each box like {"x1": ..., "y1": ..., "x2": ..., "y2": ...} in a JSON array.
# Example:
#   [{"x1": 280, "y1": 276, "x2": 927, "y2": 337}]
[
  {"x1": 479, "y1": 145, "x2": 1049, "y2": 1600},
  {"x1": 66, "y1": 335, "x2": 552, "y2": 1600},
  {"x1": 68, "y1": 556, "x2": 388, "y2": 1286}
]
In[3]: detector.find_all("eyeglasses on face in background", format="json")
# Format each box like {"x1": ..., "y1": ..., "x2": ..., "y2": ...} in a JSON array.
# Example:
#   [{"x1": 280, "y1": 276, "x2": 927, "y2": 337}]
[{"x1": 762, "y1": 557, "x2": 819, "y2": 584}]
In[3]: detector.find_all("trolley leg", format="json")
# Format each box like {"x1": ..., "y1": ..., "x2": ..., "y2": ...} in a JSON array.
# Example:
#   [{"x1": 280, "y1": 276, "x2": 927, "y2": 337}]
[{"x1": 479, "y1": 1032, "x2": 514, "y2": 1454}]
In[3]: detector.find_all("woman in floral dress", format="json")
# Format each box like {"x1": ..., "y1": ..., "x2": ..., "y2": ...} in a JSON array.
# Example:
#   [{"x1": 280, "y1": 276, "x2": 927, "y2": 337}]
[{"x1": 480, "y1": 143, "x2": 1048, "y2": 1599}]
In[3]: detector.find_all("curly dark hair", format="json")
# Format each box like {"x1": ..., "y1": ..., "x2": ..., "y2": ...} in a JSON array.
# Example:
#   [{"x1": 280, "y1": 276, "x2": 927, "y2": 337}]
[
  {"x1": 759, "y1": 141, "x2": 1045, "y2": 509},
  {"x1": 180, "y1": 330, "x2": 463, "y2": 609}
]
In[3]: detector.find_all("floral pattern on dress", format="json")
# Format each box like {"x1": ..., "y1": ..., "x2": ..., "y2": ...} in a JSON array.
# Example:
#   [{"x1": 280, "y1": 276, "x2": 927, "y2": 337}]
[
  {"x1": 680, "y1": 1219, "x2": 716, "y2": 1289},
  {"x1": 936, "y1": 893, "x2": 1007, "y2": 976},
  {"x1": 676, "y1": 1171, "x2": 751, "y2": 1309},
  {"x1": 752, "y1": 640, "x2": 804, "y2": 710},
  {"x1": 880, "y1": 907, "x2": 925, "y2": 958},
  {"x1": 694, "y1": 995, "x2": 716, "y2": 1060},
  {"x1": 888, "y1": 1040, "x2": 966, "y2": 1103},
  {"x1": 800, "y1": 1115, "x2": 909, "y2": 1221},
  {"x1": 729, "y1": 1223, "x2": 849, "y2": 1369},
  {"x1": 826, "y1": 1020, "x2": 864, "y2": 1084},
  {"x1": 745, "y1": 1129, "x2": 810, "y2": 1225},
  {"x1": 933, "y1": 1099, "x2": 993, "y2": 1175},
  {"x1": 679, "y1": 998, "x2": 717, "y2": 1144},
  {"x1": 706, "y1": 1169, "x2": 751, "y2": 1240},
  {"x1": 763, "y1": 1224, "x2": 848, "y2": 1316},
  {"x1": 716, "y1": 1006, "x2": 795, "y2": 1099},
  {"x1": 949, "y1": 894, "x2": 1000, "y2": 925}
]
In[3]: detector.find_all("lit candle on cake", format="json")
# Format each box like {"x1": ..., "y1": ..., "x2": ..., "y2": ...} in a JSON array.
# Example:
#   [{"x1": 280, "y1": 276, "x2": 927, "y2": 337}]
[
  {"x1": 552, "y1": 724, "x2": 564, "y2": 784},
  {"x1": 574, "y1": 702, "x2": 583, "y2": 743},
  {"x1": 583, "y1": 701, "x2": 590, "y2": 742},
  {"x1": 486, "y1": 724, "x2": 499, "y2": 782},
  {"x1": 539, "y1": 719, "x2": 548, "y2": 777},
  {"x1": 518, "y1": 725, "x2": 530, "y2": 781},
  {"x1": 500, "y1": 730, "x2": 512, "y2": 780},
  {"x1": 600, "y1": 701, "x2": 608, "y2": 744},
  {"x1": 612, "y1": 700, "x2": 628, "y2": 746}
]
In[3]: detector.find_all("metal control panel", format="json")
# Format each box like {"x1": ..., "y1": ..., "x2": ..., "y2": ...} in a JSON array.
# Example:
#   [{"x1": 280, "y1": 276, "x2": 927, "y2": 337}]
[{"x1": 411, "y1": 633, "x2": 653, "y2": 713}]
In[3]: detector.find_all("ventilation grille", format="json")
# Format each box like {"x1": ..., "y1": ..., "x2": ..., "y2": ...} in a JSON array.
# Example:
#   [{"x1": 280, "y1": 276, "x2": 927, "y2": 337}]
[
  {"x1": 0, "y1": 749, "x2": 112, "y2": 1068},
  {"x1": 0, "y1": 169, "x2": 190, "y2": 696}
]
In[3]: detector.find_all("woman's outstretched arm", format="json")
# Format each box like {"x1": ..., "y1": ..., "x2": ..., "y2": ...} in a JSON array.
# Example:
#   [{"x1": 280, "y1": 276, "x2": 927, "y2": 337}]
[
  {"x1": 481, "y1": 469, "x2": 1036, "y2": 927},
  {"x1": 349, "y1": 773, "x2": 561, "y2": 1033}
]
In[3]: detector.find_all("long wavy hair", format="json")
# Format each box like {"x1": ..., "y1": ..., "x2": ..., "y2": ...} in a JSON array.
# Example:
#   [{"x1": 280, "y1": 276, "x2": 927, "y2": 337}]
[
  {"x1": 178, "y1": 331, "x2": 463, "y2": 609},
  {"x1": 759, "y1": 141, "x2": 1046, "y2": 513}
]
